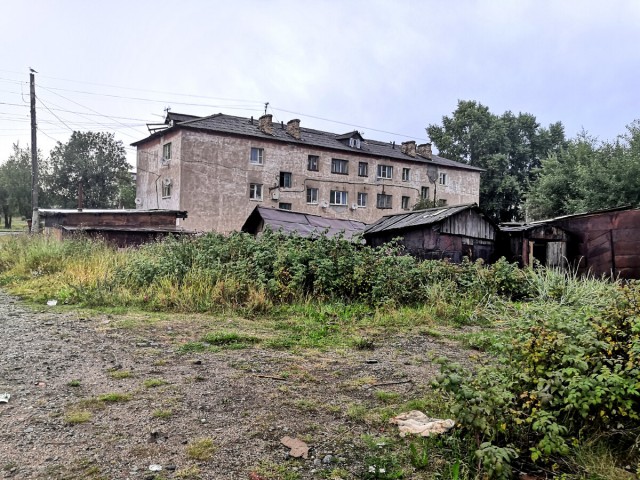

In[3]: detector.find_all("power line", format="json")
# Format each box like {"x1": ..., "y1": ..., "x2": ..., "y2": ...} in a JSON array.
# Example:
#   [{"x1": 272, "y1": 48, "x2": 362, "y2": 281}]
[{"x1": 36, "y1": 95, "x2": 75, "y2": 132}]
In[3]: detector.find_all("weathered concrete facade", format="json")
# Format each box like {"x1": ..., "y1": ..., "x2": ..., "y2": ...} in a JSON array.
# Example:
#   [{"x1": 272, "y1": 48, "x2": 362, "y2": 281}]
[{"x1": 134, "y1": 114, "x2": 482, "y2": 233}]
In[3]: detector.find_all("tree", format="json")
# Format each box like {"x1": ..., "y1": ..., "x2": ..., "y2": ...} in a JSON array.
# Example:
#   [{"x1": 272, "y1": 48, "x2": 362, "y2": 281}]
[
  {"x1": 45, "y1": 131, "x2": 132, "y2": 208},
  {"x1": 527, "y1": 123, "x2": 640, "y2": 219},
  {"x1": 0, "y1": 143, "x2": 36, "y2": 228},
  {"x1": 426, "y1": 100, "x2": 566, "y2": 222}
]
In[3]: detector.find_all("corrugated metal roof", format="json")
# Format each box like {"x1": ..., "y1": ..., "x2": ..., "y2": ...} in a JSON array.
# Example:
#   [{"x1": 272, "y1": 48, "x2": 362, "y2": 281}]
[
  {"x1": 133, "y1": 113, "x2": 484, "y2": 173},
  {"x1": 39, "y1": 208, "x2": 188, "y2": 218},
  {"x1": 364, "y1": 204, "x2": 477, "y2": 234},
  {"x1": 59, "y1": 226, "x2": 193, "y2": 233},
  {"x1": 244, "y1": 206, "x2": 366, "y2": 240}
]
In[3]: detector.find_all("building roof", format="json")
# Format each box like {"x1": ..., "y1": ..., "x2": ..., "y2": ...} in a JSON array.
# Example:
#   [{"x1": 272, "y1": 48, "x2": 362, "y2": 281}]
[
  {"x1": 364, "y1": 203, "x2": 488, "y2": 235},
  {"x1": 133, "y1": 113, "x2": 484, "y2": 172},
  {"x1": 242, "y1": 206, "x2": 366, "y2": 241},
  {"x1": 499, "y1": 205, "x2": 637, "y2": 230},
  {"x1": 38, "y1": 208, "x2": 188, "y2": 218}
]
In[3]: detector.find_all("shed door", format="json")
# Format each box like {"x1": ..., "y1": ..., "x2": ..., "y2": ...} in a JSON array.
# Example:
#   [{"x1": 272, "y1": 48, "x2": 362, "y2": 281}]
[{"x1": 546, "y1": 241, "x2": 567, "y2": 268}]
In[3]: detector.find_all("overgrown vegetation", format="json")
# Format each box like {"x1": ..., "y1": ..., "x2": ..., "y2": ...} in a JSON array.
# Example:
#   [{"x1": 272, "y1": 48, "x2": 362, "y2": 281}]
[{"x1": 1, "y1": 233, "x2": 638, "y2": 478}]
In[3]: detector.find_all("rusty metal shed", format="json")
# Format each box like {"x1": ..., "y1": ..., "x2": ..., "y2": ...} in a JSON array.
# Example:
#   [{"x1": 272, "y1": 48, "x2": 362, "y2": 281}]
[
  {"x1": 241, "y1": 206, "x2": 366, "y2": 241},
  {"x1": 39, "y1": 209, "x2": 191, "y2": 247},
  {"x1": 498, "y1": 223, "x2": 570, "y2": 268},
  {"x1": 364, "y1": 204, "x2": 497, "y2": 261}
]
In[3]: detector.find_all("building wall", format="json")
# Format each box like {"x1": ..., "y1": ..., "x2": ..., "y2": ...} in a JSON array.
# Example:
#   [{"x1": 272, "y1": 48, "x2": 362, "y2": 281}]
[{"x1": 137, "y1": 129, "x2": 481, "y2": 233}]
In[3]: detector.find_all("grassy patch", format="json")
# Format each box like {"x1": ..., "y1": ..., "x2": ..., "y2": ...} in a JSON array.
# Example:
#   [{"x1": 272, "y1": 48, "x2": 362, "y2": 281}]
[
  {"x1": 374, "y1": 390, "x2": 401, "y2": 404},
  {"x1": 109, "y1": 370, "x2": 133, "y2": 379},
  {"x1": 64, "y1": 410, "x2": 92, "y2": 424},
  {"x1": 67, "y1": 379, "x2": 81, "y2": 387},
  {"x1": 97, "y1": 392, "x2": 131, "y2": 403},
  {"x1": 152, "y1": 409, "x2": 173, "y2": 419},
  {"x1": 174, "y1": 465, "x2": 201, "y2": 479},
  {"x1": 143, "y1": 378, "x2": 168, "y2": 388},
  {"x1": 185, "y1": 438, "x2": 216, "y2": 461},
  {"x1": 252, "y1": 461, "x2": 301, "y2": 480}
]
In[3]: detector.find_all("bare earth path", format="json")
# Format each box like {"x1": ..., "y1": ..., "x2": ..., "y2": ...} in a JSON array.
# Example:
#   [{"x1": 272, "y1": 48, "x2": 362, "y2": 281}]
[{"x1": 0, "y1": 291, "x2": 473, "y2": 480}]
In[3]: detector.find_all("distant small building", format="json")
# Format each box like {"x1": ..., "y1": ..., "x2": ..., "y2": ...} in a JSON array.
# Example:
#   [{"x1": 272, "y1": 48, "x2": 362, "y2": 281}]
[
  {"x1": 39, "y1": 209, "x2": 190, "y2": 247},
  {"x1": 364, "y1": 204, "x2": 497, "y2": 261},
  {"x1": 241, "y1": 205, "x2": 365, "y2": 241}
]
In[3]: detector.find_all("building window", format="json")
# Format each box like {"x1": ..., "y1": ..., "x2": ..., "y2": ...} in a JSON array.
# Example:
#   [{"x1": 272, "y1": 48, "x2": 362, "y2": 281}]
[
  {"x1": 331, "y1": 158, "x2": 349, "y2": 175},
  {"x1": 357, "y1": 192, "x2": 367, "y2": 207},
  {"x1": 306, "y1": 187, "x2": 318, "y2": 204},
  {"x1": 402, "y1": 168, "x2": 410, "y2": 181},
  {"x1": 330, "y1": 190, "x2": 348, "y2": 205},
  {"x1": 401, "y1": 196, "x2": 410, "y2": 210},
  {"x1": 377, "y1": 193, "x2": 392, "y2": 209},
  {"x1": 280, "y1": 172, "x2": 292, "y2": 188},
  {"x1": 162, "y1": 143, "x2": 172, "y2": 160},
  {"x1": 439, "y1": 172, "x2": 448, "y2": 185},
  {"x1": 307, "y1": 155, "x2": 319, "y2": 171},
  {"x1": 162, "y1": 181, "x2": 172, "y2": 198},
  {"x1": 279, "y1": 202, "x2": 292, "y2": 210},
  {"x1": 437, "y1": 198, "x2": 448, "y2": 206},
  {"x1": 358, "y1": 162, "x2": 368, "y2": 177},
  {"x1": 250, "y1": 147, "x2": 264, "y2": 165},
  {"x1": 421, "y1": 186, "x2": 430, "y2": 199},
  {"x1": 249, "y1": 183, "x2": 263, "y2": 200},
  {"x1": 377, "y1": 164, "x2": 393, "y2": 179},
  {"x1": 349, "y1": 137, "x2": 361, "y2": 149}
]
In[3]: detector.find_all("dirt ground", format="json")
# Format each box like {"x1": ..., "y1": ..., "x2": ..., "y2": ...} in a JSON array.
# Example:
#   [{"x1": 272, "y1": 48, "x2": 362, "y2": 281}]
[{"x1": 0, "y1": 290, "x2": 475, "y2": 480}]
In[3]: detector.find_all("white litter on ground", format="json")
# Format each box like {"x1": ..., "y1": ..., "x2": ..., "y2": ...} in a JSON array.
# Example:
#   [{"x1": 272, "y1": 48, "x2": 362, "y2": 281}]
[{"x1": 389, "y1": 410, "x2": 455, "y2": 437}]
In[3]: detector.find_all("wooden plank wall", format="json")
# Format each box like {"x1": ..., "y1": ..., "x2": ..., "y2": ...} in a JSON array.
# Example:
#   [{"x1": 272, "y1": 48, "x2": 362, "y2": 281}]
[{"x1": 441, "y1": 210, "x2": 496, "y2": 240}]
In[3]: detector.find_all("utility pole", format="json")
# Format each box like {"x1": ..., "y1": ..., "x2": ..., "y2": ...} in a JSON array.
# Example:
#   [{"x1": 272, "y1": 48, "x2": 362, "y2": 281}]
[{"x1": 30, "y1": 68, "x2": 40, "y2": 233}]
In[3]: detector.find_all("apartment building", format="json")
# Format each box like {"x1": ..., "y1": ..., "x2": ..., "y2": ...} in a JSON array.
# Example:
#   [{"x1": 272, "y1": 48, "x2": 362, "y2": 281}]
[{"x1": 132, "y1": 112, "x2": 483, "y2": 233}]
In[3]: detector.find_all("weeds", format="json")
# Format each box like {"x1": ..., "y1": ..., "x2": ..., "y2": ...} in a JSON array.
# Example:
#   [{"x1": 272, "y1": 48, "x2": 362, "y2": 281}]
[
  {"x1": 185, "y1": 438, "x2": 216, "y2": 461},
  {"x1": 64, "y1": 410, "x2": 92, "y2": 424}
]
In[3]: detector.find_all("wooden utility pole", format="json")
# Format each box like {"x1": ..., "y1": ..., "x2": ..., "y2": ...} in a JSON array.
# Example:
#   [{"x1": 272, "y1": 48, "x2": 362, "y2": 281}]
[{"x1": 30, "y1": 69, "x2": 40, "y2": 233}]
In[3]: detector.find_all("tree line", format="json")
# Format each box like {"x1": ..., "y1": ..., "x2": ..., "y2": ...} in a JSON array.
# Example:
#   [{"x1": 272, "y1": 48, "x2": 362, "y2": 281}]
[
  {"x1": 427, "y1": 100, "x2": 640, "y2": 221},
  {"x1": 0, "y1": 131, "x2": 135, "y2": 228}
]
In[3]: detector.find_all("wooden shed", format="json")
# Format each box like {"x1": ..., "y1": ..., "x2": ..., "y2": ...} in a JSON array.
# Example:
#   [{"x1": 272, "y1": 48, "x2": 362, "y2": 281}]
[
  {"x1": 364, "y1": 204, "x2": 497, "y2": 261},
  {"x1": 499, "y1": 223, "x2": 570, "y2": 268},
  {"x1": 39, "y1": 208, "x2": 191, "y2": 247}
]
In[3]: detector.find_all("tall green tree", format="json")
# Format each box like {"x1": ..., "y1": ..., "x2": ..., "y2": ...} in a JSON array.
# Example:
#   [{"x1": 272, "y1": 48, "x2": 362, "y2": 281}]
[
  {"x1": 527, "y1": 123, "x2": 640, "y2": 219},
  {"x1": 45, "y1": 131, "x2": 132, "y2": 208},
  {"x1": 0, "y1": 143, "x2": 37, "y2": 228},
  {"x1": 426, "y1": 100, "x2": 566, "y2": 222}
]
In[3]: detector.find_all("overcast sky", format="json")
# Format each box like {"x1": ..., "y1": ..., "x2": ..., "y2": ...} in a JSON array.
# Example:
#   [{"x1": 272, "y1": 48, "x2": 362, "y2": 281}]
[{"x1": 1, "y1": 0, "x2": 639, "y2": 167}]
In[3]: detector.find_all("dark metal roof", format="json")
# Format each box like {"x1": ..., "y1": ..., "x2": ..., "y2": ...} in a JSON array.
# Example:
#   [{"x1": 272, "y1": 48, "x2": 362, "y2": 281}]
[
  {"x1": 59, "y1": 225, "x2": 194, "y2": 233},
  {"x1": 132, "y1": 113, "x2": 484, "y2": 172},
  {"x1": 500, "y1": 205, "x2": 637, "y2": 231},
  {"x1": 242, "y1": 206, "x2": 366, "y2": 240},
  {"x1": 165, "y1": 112, "x2": 200, "y2": 124},
  {"x1": 364, "y1": 204, "x2": 480, "y2": 235},
  {"x1": 38, "y1": 208, "x2": 188, "y2": 218}
]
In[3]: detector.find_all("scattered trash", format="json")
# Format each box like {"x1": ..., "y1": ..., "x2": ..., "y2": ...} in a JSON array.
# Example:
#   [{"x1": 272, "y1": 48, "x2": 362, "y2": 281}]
[
  {"x1": 390, "y1": 410, "x2": 455, "y2": 437},
  {"x1": 148, "y1": 464, "x2": 162, "y2": 472},
  {"x1": 46, "y1": 299, "x2": 57, "y2": 306},
  {"x1": 0, "y1": 393, "x2": 10, "y2": 403},
  {"x1": 280, "y1": 436, "x2": 309, "y2": 459}
]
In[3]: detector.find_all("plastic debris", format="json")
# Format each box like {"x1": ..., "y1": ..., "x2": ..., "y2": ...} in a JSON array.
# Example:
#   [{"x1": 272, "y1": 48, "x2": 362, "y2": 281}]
[
  {"x1": 0, "y1": 393, "x2": 10, "y2": 403},
  {"x1": 280, "y1": 436, "x2": 309, "y2": 459},
  {"x1": 389, "y1": 410, "x2": 455, "y2": 437},
  {"x1": 148, "y1": 464, "x2": 162, "y2": 472},
  {"x1": 46, "y1": 299, "x2": 57, "y2": 306}
]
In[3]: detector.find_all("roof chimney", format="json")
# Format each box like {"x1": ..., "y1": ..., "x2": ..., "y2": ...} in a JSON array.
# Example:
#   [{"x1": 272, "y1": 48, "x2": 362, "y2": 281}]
[
  {"x1": 286, "y1": 119, "x2": 301, "y2": 140},
  {"x1": 417, "y1": 143, "x2": 432, "y2": 159},
  {"x1": 401, "y1": 140, "x2": 416, "y2": 157},
  {"x1": 258, "y1": 114, "x2": 273, "y2": 135}
]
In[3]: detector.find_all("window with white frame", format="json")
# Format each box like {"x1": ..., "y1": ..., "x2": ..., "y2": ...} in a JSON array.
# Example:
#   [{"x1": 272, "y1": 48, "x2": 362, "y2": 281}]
[
  {"x1": 377, "y1": 164, "x2": 393, "y2": 179},
  {"x1": 358, "y1": 162, "x2": 368, "y2": 177},
  {"x1": 401, "y1": 196, "x2": 410, "y2": 210},
  {"x1": 402, "y1": 168, "x2": 410, "y2": 181},
  {"x1": 439, "y1": 172, "x2": 448, "y2": 185},
  {"x1": 249, "y1": 183, "x2": 263, "y2": 200},
  {"x1": 421, "y1": 186, "x2": 430, "y2": 199},
  {"x1": 330, "y1": 190, "x2": 348, "y2": 205},
  {"x1": 331, "y1": 158, "x2": 348, "y2": 175},
  {"x1": 306, "y1": 187, "x2": 318, "y2": 204},
  {"x1": 162, "y1": 181, "x2": 172, "y2": 198},
  {"x1": 349, "y1": 137, "x2": 361, "y2": 149},
  {"x1": 162, "y1": 143, "x2": 172, "y2": 160},
  {"x1": 377, "y1": 193, "x2": 392, "y2": 209},
  {"x1": 357, "y1": 192, "x2": 367, "y2": 207},
  {"x1": 307, "y1": 155, "x2": 319, "y2": 171},
  {"x1": 250, "y1": 147, "x2": 264, "y2": 165},
  {"x1": 279, "y1": 203, "x2": 292, "y2": 210},
  {"x1": 279, "y1": 172, "x2": 292, "y2": 188}
]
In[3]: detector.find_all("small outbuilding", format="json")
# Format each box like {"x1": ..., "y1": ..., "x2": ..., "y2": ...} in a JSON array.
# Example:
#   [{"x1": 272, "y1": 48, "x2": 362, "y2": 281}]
[
  {"x1": 498, "y1": 223, "x2": 570, "y2": 268},
  {"x1": 39, "y1": 208, "x2": 190, "y2": 247},
  {"x1": 364, "y1": 204, "x2": 497, "y2": 261},
  {"x1": 241, "y1": 206, "x2": 366, "y2": 241}
]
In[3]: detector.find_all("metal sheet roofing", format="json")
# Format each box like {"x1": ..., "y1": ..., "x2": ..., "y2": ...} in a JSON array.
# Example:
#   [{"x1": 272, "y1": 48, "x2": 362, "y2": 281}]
[
  {"x1": 38, "y1": 208, "x2": 187, "y2": 218},
  {"x1": 243, "y1": 206, "x2": 366, "y2": 240},
  {"x1": 364, "y1": 204, "x2": 478, "y2": 234},
  {"x1": 133, "y1": 113, "x2": 484, "y2": 172}
]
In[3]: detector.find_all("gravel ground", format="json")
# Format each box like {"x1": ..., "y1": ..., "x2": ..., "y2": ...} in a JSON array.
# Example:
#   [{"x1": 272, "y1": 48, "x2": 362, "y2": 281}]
[{"x1": 0, "y1": 290, "x2": 475, "y2": 480}]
